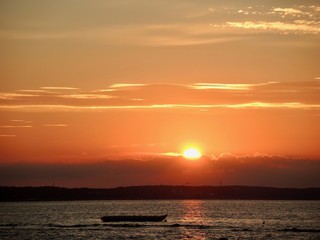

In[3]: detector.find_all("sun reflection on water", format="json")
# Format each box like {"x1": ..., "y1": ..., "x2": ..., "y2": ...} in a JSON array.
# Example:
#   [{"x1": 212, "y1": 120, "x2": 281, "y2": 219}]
[
  {"x1": 180, "y1": 200, "x2": 207, "y2": 225},
  {"x1": 176, "y1": 200, "x2": 209, "y2": 240}
]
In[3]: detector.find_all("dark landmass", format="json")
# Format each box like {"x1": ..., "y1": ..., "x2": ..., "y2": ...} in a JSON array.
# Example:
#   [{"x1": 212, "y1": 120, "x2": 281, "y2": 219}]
[{"x1": 0, "y1": 185, "x2": 320, "y2": 201}]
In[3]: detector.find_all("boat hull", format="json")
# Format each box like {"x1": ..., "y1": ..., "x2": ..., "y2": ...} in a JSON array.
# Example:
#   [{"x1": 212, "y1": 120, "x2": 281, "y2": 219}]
[{"x1": 101, "y1": 214, "x2": 167, "y2": 222}]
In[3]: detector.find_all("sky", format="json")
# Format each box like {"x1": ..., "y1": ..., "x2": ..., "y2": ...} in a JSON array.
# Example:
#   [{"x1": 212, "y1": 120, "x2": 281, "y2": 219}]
[{"x1": 0, "y1": 0, "x2": 319, "y2": 187}]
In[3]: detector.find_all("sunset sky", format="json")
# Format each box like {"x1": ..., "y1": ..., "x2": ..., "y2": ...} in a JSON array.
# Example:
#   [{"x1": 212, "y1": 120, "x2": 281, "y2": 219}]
[{"x1": 0, "y1": 0, "x2": 319, "y2": 187}]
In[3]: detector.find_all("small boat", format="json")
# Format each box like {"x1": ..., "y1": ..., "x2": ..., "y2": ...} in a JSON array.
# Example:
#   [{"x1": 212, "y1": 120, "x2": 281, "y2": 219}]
[{"x1": 101, "y1": 214, "x2": 167, "y2": 222}]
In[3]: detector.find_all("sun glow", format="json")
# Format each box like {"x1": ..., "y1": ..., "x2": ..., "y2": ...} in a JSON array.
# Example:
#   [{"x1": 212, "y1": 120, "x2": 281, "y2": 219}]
[{"x1": 183, "y1": 148, "x2": 201, "y2": 160}]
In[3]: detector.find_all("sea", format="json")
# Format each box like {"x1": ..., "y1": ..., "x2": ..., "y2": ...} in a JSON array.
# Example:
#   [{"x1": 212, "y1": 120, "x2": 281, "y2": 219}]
[{"x1": 0, "y1": 200, "x2": 319, "y2": 240}]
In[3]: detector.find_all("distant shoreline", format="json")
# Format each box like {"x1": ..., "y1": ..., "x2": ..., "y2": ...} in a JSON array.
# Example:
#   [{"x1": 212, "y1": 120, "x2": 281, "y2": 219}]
[{"x1": 1, "y1": 185, "x2": 320, "y2": 202}]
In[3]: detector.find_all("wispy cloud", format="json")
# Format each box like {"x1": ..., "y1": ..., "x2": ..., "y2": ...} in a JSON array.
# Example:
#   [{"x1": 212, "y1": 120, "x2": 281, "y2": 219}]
[
  {"x1": 271, "y1": 6, "x2": 319, "y2": 19},
  {"x1": 209, "y1": 4, "x2": 320, "y2": 35},
  {"x1": 10, "y1": 119, "x2": 32, "y2": 123},
  {"x1": 0, "y1": 81, "x2": 319, "y2": 112},
  {"x1": 225, "y1": 21, "x2": 320, "y2": 34},
  {"x1": 43, "y1": 124, "x2": 68, "y2": 127},
  {"x1": 272, "y1": 8, "x2": 303, "y2": 16},
  {"x1": 58, "y1": 94, "x2": 113, "y2": 99},
  {"x1": 109, "y1": 83, "x2": 146, "y2": 89},
  {"x1": 0, "y1": 2, "x2": 319, "y2": 48},
  {"x1": 0, "y1": 134, "x2": 16, "y2": 137},
  {"x1": 0, "y1": 125, "x2": 32, "y2": 128},
  {"x1": 0, "y1": 21, "x2": 244, "y2": 47},
  {"x1": 17, "y1": 89, "x2": 54, "y2": 93},
  {"x1": 4, "y1": 90, "x2": 114, "y2": 101},
  {"x1": 191, "y1": 83, "x2": 253, "y2": 90},
  {"x1": 91, "y1": 89, "x2": 116, "y2": 93},
  {"x1": 40, "y1": 87, "x2": 79, "y2": 90},
  {"x1": 0, "y1": 93, "x2": 39, "y2": 100},
  {"x1": 0, "y1": 102, "x2": 319, "y2": 112},
  {"x1": 162, "y1": 152, "x2": 182, "y2": 157}
]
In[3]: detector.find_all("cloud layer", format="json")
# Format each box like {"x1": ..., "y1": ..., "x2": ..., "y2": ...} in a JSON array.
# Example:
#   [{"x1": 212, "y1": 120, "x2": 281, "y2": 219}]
[
  {"x1": 1, "y1": 2, "x2": 319, "y2": 46},
  {"x1": 1, "y1": 155, "x2": 319, "y2": 188},
  {"x1": 212, "y1": 5, "x2": 320, "y2": 35},
  {"x1": 0, "y1": 81, "x2": 319, "y2": 112}
]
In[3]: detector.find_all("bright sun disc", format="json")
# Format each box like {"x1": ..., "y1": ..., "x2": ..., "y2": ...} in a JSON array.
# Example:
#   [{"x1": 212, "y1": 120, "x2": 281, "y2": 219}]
[{"x1": 183, "y1": 148, "x2": 201, "y2": 159}]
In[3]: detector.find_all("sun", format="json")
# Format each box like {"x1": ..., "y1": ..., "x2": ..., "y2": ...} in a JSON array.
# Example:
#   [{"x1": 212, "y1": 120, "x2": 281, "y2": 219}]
[{"x1": 183, "y1": 148, "x2": 201, "y2": 160}]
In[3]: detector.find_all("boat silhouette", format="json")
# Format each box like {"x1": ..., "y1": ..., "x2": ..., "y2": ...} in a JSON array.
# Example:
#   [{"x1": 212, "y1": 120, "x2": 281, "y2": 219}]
[{"x1": 101, "y1": 214, "x2": 167, "y2": 222}]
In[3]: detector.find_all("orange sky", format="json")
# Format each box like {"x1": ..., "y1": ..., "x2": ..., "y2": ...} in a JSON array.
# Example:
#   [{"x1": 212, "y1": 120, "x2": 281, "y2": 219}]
[{"x1": 0, "y1": 0, "x2": 319, "y2": 187}]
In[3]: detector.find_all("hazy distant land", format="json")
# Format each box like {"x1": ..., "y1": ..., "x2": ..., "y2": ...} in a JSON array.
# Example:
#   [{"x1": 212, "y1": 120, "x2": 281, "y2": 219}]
[{"x1": 1, "y1": 185, "x2": 320, "y2": 201}]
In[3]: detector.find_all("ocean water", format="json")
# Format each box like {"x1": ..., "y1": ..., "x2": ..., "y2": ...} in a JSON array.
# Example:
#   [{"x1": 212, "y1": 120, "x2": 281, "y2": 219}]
[{"x1": 0, "y1": 200, "x2": 319, "y2": 240}]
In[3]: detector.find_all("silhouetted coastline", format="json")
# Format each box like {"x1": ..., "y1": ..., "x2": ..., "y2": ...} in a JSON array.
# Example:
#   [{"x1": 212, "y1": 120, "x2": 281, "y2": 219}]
[{"x1": 1, "y1": 185, "x2": 320, "y2": 201}]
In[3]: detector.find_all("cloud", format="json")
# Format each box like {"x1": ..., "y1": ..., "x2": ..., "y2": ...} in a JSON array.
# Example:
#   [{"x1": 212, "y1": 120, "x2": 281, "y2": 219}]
[
  {"x1": 109, "y1": 83, "x2": 147, "y2": 89},
  {"x1": 0, "y1": 125, "x2": 32, "y2": 128},
  {"x1": 43, "y1": 124, "x2": 68, "y2": 127},
  {"x1": 10, "y1": 120, "x2": 32, "y2": 123},
  {"x1": 0, "y1": 135, "x2": 16, "y2": 137},
  {"x1": 271, "y1": 6, "x2": 319, "y2": 20},
  {"x1": 0, "y1": 121, "x2": 33, "y2": 137},
  {"x1": 211, "y1": 152, "x2": 289, "y2": 161},
  {"x1": 0, "y1": 23, "x2": 238, "y2": 46},
  {"x1": 0, "y1": 156, "x2": 319, "y2": 188},
  {"x1": 1, "y1": 2, "x2": 319, "y2": 48},
  {"x1": 0, "y1": 93, "x2": 39, "y2": 100},
  {"x1": 272, "y1": 8, "x2": 303, "y2": 16},
  {"x1": 40, "y1": 87, "x2": 79, "y2": 90},
  {"x1": 191, "y1": 83, "x2": 254, "y2": 90},
  {"x1": 208, "y1": 4, "x2": 320, "y2": 35},
  {"x1": 1, "y1": 102, "x2": 319, "y2": 112},
  {"x1": 17, "y1": 90, "x2": 53, "y2": 93},
  {"x1": 225, "y1": 21, "x2": 320, "y2": 34},
  {"x1": 58, "y1": 94, "x2": 113, "y2": 99},
  {"x1": 0, "y1": 81, "x2": 319, "y2": 112}
]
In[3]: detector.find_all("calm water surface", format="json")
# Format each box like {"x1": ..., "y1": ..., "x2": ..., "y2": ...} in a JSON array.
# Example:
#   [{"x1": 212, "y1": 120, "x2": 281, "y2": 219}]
[{"x1": 0, "y1": 200, "x2": 319, "y2": 239}]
